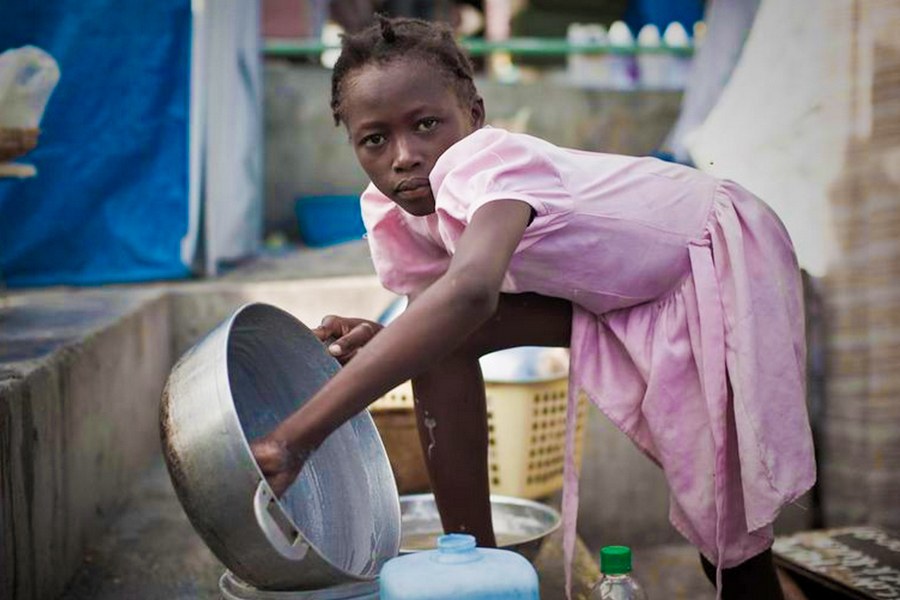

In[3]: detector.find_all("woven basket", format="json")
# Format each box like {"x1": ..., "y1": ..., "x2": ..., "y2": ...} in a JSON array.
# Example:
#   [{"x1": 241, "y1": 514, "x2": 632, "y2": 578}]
[
  {"x1": 371, "y1": 378, "x2": 587, "y2": 499},
  {"x1": 0, "y1": 127, "x2": 39, "y2": 162}
]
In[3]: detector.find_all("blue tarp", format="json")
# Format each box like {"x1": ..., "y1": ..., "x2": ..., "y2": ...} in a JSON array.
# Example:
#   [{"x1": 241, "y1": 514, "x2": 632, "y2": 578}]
[
  {"x1": 624, "y1": 0, "x2": 705, "y2": 34},
  {"x1": 0, "y1": 0, "x2": 192, "y2": 287}
]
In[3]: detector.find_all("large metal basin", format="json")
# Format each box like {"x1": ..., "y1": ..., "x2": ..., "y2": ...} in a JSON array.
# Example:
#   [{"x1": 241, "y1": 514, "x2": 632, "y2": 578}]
[
  {"x1": 160, "y1": 303, "x2": 400, "y2": 590},
  {"x1": 399, "y1": 494, "x2": 560, "y2": 562}
]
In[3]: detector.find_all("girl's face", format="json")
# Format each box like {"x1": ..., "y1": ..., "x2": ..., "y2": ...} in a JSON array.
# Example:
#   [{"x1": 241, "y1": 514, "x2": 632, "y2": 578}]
[{"x1": 342, "y1": 57, "x2": 485, "y2": 216}]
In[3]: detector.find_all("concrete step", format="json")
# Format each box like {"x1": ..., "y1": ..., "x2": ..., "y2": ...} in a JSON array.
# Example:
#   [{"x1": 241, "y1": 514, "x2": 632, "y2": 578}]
[
  {"x1": 55, "y1": 456, "x2": 604, "y2": 600},
  {"x1": 59, "y1": 457, "x2": 223, "y2": 600},
  {"x1": 57, "y1": 454, "x2": 813, "y2": 600}
]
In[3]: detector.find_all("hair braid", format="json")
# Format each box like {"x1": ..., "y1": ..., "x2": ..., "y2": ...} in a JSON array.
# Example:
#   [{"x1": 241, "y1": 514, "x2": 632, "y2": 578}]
[
  {"x1": 330, "y1": 15, "x2": 478, "y2": 126},
  {"x1": 379, "y1": 15, "x2": 397, "y2": 43}
]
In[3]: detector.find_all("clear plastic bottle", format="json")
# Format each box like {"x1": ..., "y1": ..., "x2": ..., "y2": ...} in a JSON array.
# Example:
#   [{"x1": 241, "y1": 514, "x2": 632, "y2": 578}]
[{"x1": 589, "y1": 546, "x2": 648, "y2": 600}]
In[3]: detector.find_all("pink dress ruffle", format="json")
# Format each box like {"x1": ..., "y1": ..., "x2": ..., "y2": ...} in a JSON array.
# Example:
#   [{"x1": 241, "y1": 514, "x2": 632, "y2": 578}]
[{"x1": 361, "y1": 127, "x2": 816, "y2": 598}]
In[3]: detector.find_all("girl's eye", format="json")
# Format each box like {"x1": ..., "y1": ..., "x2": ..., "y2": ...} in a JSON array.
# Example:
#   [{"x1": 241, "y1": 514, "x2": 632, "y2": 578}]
[
  {"x1": 361, "y1": 134, "x2": 385, "y2": 148},
  {"x1": 416, "y1": 118, "x2": 439, "y2": 132}
]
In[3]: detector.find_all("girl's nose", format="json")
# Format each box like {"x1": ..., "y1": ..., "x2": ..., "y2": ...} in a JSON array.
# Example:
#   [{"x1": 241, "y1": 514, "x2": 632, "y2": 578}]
[{"x1": 392, "y1": 137, "x2": 422, "y2": 172}]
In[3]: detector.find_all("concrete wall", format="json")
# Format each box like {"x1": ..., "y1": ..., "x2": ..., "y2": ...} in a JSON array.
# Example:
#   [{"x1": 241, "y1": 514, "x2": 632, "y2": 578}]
[
  {"x1": 168, "y1": 276, "x2": 396, "y2": 359},
  {"x1": 264, "y1": 63, "x2": 682, "y2": 237},
  {"x1": 0, "y1": 291, "x2": 171, "y2": 600},
  {"x1": 578, "y1": 409, "x2": 815, "y2": 549},
  {"x1": 577, "y1": 410, "x2": 676, "y2": 547}
]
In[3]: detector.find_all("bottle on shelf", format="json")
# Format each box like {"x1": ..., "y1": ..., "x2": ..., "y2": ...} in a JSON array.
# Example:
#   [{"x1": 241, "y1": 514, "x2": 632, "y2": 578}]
[
  {"x1": 607, "y1": 21, "x2": 638, "y2": 90},
  {"x1": 662, "y1": 21, "x2": 692, "y2": 89},
  {"x1": 636, "y1": 24, "x2": 664, "y2": 89}
]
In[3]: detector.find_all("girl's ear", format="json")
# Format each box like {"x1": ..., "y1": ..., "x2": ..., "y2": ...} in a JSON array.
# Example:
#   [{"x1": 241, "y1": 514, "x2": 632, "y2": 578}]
[{"x1": 471, "y1": 96, "x2": 486, "y2": 129}]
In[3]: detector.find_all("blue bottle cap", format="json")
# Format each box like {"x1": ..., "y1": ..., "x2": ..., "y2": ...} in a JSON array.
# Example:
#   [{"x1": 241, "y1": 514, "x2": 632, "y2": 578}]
[{"x1": 438, "y1": 534, "x2": 477, "y2": 553}]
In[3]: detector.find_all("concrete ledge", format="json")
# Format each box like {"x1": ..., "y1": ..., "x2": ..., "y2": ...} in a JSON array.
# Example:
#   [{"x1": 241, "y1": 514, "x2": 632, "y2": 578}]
[
  {"x1": 1, "y1": 290, "x2": 172, "y2": 600},
  {"x1": 168, "y1": 276, "x2": 395, "y2": 359}
]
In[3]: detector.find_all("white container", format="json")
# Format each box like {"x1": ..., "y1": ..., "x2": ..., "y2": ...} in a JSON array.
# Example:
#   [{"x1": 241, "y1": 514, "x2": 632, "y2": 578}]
[
  {"x1": 607, "y1": 21, "x2": 637, "y2": 90},
  {"x1": 0, "y1": 46, "x2": 60, "y2": 128},
  {"x1": 584, "y1": 24, "x2": 612, "y2": 86},
  {"x1": 636, "y1": 24, "x2": 665, "y2": 89},
  {"x1": 663, "y1": 22, "x2": 692, "y2": 89},
  {"x1": 566, "y1": 23, "x2": 591, "y2": 85}
]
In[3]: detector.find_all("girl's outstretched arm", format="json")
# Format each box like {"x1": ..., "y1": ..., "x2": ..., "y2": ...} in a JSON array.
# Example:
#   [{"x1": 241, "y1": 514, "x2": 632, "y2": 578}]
[{"x1": 257, "y1": 199, "x2": 534, "y2": 491}]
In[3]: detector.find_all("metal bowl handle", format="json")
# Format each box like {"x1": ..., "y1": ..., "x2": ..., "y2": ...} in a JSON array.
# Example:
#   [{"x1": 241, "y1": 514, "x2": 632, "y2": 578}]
[{"x1": 253, "y1": 481, "x2": 310, "y2": 561}]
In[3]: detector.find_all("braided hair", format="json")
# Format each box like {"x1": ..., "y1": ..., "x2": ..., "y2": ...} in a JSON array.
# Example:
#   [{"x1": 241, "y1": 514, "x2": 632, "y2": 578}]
[{"x1": 330, "y1": 15, "x2": 479, "y2": 126}]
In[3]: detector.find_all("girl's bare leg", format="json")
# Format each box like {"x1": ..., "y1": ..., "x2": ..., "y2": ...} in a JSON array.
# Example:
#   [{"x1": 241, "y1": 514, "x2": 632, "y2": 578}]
[
  {"x1": 411, "y1": 353, "x2": 495, "y2": 545},
  {"x1": 410, "y1": 293, "x2": 572, "y2": 546},
  {"x1": 700, "y1": 549, "x2": 785, "y2": 600}
]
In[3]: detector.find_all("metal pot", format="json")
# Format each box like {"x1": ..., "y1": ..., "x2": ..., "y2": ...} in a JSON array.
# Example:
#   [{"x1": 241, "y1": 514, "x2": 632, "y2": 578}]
[
  {"x1": 219, "y1": 572, "x2": 380, "y2": 600},
  {"x1": 160, "y1": 303, "x2": 400, "y2": 590}
]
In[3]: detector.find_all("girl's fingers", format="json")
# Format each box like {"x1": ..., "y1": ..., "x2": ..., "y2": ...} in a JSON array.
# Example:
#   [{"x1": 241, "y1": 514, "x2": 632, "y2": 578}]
[
  {"x1": 329, "y1": 321, "x2": 378, "y2": 357},
  {"x1": 313, "y1": 315, "x2": 344, "y2": 341},
  {"x1": 250, "y1": 437, "x2": 307, "y2": 497},
  {"x1": 250, "y1": 440, "x2": 286, "y2": 480},
  {"x1": 334, "y1": 348, "x2": 358, "y2": 365}
]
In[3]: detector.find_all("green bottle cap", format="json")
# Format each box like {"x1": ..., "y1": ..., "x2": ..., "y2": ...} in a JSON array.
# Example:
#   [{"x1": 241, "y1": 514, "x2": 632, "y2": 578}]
[{"x1": 600, "y1": 546, "x2": 632, "y2": 574}]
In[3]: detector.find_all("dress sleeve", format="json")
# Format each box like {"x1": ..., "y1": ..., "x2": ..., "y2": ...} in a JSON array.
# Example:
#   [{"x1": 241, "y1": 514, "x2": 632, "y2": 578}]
[
  {"x1": 431, "y1": 128, "x2": 573, "y2": 254},
  {"x1": 360, "y1": 183, "x2": 450, "y2": 296}
]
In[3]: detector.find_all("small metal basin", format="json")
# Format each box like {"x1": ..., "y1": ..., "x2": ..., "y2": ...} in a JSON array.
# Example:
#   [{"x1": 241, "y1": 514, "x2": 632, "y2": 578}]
[{"x1": 399, "y1": 494, "x2": 561, "y2": 562}]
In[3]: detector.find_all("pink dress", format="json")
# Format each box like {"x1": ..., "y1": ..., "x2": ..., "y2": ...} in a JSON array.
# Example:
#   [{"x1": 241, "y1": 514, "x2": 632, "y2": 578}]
[{"x1": 361, "y1": 127, "x2": 816, "y2": 594}]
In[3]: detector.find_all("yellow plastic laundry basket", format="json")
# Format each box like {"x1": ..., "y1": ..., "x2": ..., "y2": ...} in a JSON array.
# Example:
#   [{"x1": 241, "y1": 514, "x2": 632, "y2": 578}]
[{"x1": 370, "y1": 376, "x2": 587, "y2": 500}]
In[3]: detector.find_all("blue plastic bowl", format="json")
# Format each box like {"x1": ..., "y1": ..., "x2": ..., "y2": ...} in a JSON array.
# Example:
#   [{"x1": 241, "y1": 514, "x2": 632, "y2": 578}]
[{"x1": 294, "y1": 195, "x2": 366, "y2": 247}]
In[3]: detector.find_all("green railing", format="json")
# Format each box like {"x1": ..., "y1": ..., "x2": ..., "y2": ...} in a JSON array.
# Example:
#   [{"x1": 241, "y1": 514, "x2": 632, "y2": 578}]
[{"x1": 264, "y1": 37, "x2": 694, "y2": 58}]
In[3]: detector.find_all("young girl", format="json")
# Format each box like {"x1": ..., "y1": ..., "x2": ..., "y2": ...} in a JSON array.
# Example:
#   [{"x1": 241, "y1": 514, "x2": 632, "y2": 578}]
[{"x1": 252, "y1": 16, "x2": 815, "y2": 600}]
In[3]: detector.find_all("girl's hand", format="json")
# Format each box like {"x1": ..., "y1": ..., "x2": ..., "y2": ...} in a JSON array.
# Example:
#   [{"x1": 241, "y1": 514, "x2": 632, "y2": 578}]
[
  {"x1": 250, "y1": 315, "x2": 385, "y2": 495},
  {"x1": 313, "y1": 315, "x2": 383, "y2": 364},
  {"x1": 250, "y1": 434, "x2": 309, "y2": 497}
]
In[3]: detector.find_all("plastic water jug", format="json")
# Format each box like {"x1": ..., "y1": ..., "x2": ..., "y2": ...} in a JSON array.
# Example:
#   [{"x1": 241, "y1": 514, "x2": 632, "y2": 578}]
[{"x1": 379, "y1": 534, "x2": 539, "y2": 600}]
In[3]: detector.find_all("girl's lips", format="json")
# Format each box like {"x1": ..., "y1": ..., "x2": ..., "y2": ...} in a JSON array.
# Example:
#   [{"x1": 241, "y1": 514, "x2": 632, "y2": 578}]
[
  {"x1": 395, "y1": 178, "x2": 432, "y2": 201},
  {"x1": 396, "y1": 185, "x2": 432, "y2": 202},
  {"x1": 395, "y1": 177, "x2": 431, "y2": 193}
]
